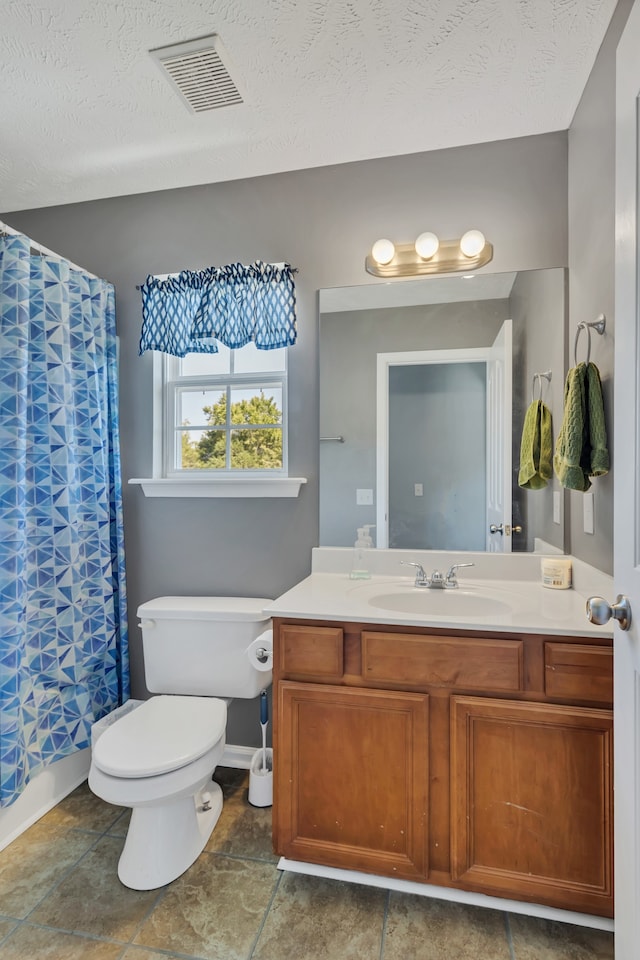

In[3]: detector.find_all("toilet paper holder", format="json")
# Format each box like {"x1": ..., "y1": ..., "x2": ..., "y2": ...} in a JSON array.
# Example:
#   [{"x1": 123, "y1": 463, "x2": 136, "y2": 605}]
[{"x1": 247, "y1": 630, "x2": 273, "y2": 672}]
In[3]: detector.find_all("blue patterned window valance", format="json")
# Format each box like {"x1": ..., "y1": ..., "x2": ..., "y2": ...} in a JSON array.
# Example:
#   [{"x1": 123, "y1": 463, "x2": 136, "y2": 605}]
[{"x1": 139, "y1": 260, "x2": 297, "y2": 357}]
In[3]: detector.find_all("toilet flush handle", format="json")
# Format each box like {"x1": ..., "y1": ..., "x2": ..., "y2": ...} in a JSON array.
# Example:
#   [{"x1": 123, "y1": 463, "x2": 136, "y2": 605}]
[{"x1": 138, "y1": 619, "x2": 156, "y2": 629}]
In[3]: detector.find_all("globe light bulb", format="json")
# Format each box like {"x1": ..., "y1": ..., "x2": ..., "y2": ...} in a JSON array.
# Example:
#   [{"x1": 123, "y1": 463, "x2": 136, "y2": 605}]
[
  {"x1": 414, "y1": 232, "x2": 439, "y2": 260},
  {"x1": 371, "y1": 238, "x2": 396, "y2": 265},
  {"x1": 460, "y1": 229, "x2": 486, "y2": 258}
]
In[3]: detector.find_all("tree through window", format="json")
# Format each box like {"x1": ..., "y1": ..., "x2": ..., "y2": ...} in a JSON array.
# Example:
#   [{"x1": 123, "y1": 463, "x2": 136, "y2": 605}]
[{"x1": 164, "y1": 344, "x2": 287, "y2": 476}]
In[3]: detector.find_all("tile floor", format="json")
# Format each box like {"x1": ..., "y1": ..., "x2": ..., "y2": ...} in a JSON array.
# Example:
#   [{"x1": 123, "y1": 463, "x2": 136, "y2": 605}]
[{"x1": 0, "y1": 768, "x2": 614, "y2": 960}]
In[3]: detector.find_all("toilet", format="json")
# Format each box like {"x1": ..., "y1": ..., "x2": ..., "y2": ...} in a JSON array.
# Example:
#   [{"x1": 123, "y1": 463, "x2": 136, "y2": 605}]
[{"x1": 88, "y1": 596, "x2": 272, "y2": 890}]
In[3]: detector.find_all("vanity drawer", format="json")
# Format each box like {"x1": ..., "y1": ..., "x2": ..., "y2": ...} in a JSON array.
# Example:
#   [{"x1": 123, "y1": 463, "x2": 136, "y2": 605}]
[
  {"x1": 362, "y1": 632, "x2": 524, "y2": 692},
  {"x1": 544, "y1": 643, "x2": 613, "y2": 704},
  {"x1": 278, "y1": 624, "x2": 344, "y2": 680}
]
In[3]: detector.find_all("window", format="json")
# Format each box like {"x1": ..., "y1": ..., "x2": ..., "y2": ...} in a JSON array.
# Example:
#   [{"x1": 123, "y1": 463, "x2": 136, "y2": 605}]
[
  {"x1": 161, "y1": 343, "x2": 288, "y2": 477},
  {"x1": 130, "y1": 261, "x2": 305, "y2": 497}
]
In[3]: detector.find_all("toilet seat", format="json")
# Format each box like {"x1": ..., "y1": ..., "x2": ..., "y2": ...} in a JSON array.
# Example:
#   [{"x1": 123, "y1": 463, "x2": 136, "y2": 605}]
[{"x1": 92, "y1": 695, "x2": 226, "y2": 778}]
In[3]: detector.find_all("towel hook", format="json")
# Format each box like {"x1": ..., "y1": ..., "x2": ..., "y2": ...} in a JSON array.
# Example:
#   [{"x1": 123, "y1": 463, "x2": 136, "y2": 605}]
[
  {"x1": 574, "y1": 314, "x2": 606, "y2": 366},
  {"x1": 531, "y1": 371, "x2": 552, "y2": 403}
]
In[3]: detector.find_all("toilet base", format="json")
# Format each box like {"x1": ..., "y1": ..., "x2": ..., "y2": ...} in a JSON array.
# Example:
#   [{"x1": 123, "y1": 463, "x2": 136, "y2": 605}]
[{"x1": 117, "y1": 781, "x2": 223, "y2": 890}]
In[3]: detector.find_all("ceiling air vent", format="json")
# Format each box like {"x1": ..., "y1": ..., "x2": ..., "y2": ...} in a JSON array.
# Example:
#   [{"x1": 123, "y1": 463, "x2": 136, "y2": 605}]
[{"x1": 150, "y1": 35, "x2": 243, "y2": 114}]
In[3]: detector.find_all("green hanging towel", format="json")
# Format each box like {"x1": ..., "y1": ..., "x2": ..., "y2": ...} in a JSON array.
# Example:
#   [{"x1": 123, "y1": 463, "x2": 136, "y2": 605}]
[
  {"x1": 553, "y1": 362, "x2": 609, "y2": 491},
  {"x1": 586, "y1": 362, "x2": 610, "y2": 478},
  {"x1": 518, "y1": 399, "x2": 553, "y2": 489},
  {"x1": 554, "y1": 363, "x2": 589, "y2": 490}
]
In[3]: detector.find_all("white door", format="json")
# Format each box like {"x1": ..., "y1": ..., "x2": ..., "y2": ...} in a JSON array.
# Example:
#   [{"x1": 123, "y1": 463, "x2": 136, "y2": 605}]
[
  {"x1": 613, "y1": 6, "x2": 640, "y2": 957},
  {"x1": 486, "y1": 319, "x2": 513, "y2": 552}
]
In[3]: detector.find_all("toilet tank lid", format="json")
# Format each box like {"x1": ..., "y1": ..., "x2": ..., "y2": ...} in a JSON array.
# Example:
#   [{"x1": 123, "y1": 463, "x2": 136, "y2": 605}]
[{"x1": 137, "y1": 596, "x2": 272, "y2": 622}]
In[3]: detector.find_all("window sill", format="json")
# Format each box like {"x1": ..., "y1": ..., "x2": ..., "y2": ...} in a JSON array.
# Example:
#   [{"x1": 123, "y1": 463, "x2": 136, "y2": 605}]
[{"x1": 128, "y1": 477, "x2": 307, "y2": 499}]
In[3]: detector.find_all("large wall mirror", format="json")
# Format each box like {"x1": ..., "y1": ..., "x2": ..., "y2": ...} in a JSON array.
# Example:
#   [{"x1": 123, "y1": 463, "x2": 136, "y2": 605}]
[{"x1": 319, "y1": 268, "x2": 567, "y2": 554}]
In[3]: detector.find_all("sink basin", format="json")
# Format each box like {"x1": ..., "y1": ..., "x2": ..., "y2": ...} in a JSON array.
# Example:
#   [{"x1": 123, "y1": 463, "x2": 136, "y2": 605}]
[{"x1": 364, "y1": 587, "x2": 512, "y2": 618}]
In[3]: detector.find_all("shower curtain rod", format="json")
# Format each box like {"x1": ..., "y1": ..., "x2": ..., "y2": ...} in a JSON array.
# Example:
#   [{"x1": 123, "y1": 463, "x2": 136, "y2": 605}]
[{"x1": 0, "y1": 219, "x2": 102, "y2": 281}]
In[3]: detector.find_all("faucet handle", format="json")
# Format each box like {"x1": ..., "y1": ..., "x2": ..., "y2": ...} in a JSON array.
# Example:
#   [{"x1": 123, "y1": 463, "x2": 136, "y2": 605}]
[
  {"x1": 400, "y1": 560, "x2": 429, "y2": 585},
  {"x1": 445, "y1": 562, "x2": 475, "y2": 585}
]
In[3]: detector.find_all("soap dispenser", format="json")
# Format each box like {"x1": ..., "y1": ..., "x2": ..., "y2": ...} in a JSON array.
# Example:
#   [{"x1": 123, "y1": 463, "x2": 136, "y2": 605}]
[{"x1": 349, "y1": 525, "x2": 375, "y2": 580}]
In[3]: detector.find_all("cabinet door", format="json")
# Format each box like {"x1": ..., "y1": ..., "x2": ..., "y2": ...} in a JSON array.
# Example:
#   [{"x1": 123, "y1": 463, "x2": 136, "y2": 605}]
[
  {"x1": 450, "y1": 696, "x2": 613, "y2": 916},
  {"x1": 275, "y1": 681, "x2": 429, "y2": 880}
]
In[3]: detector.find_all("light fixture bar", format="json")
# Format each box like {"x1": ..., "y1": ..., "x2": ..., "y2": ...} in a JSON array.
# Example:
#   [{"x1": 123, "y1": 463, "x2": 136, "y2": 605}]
[{"x1": 365, "y1": 237, "x2": 493, "y2": 278}]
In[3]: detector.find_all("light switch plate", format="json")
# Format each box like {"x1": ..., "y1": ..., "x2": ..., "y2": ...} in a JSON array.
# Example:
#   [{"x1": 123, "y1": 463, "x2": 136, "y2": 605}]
[
  {"x1": 583, "y1": 492, "x2": 595, "y2": 534},
  {"x1": 414, "y1": 483, "x2": 423, "y2": 497},
  {"x1": 356, "y1": 488, "x2": 373, "y2": 505}
]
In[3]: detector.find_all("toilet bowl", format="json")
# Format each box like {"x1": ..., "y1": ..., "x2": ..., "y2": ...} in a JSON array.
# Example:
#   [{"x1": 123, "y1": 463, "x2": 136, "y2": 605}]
[
  {"x1": 89, "y1": 695, "x2": 227, "y2": 890},
  {"x1": 88, "y1": 596, "x2": 272, "y2": 890}
]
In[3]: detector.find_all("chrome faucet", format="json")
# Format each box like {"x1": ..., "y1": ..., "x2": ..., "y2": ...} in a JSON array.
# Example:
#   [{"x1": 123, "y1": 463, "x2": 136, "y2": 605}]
[
  {"x1": 401, "y1": 560, "x2": 475, "y2": 589},
  {"x1": 400, "y1": 561, "x2": 430, "y2": 586}
]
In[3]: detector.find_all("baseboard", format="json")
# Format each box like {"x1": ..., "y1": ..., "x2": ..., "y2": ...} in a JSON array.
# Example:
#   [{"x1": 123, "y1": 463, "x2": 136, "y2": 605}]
[
  {"x1": 0, "y1": 748, "x2": 91, "y2": 851},
  {"x1": 221, "y1": 744, "x2": 256, "y2": 769},
  {"x1": 277, "y1": 858, "x2": 614, "y2": 933},
  {"x1": 0, "y1": 742, "x2": 255, "y2": 850}
]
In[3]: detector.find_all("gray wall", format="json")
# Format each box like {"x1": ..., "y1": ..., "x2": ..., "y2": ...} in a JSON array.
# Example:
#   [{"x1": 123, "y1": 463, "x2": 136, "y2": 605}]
[
  {"x1": 566, "y1": 0, "x2": 634, "y2": 574},
  {"x1": 319, "y1": 299, "x2": 510, "y2": 547},
  {"x1": 3, "y1": 132, "x2": 568, "y2": 746}
]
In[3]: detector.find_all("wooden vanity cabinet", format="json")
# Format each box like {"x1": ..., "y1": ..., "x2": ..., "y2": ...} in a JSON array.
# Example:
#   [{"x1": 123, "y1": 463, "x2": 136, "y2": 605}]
[
  {"x1": 276, "y1": 682, "x2": 429, "y2": 879},
  {"x1": 450, "y1": 695, "x2": 613, "y2": 916},
  {"x1": 272, "y1": 619, "x2": 613, "y2": 917}
]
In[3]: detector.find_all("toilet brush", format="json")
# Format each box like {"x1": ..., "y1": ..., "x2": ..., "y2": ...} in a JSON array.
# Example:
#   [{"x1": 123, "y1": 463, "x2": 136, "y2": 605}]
[
  {"x1": 249, "y1": 691, "x2": 273, "y2": 806},
  {"x1": 260, "y1": 690, "x2": 269, "y2": 772}
]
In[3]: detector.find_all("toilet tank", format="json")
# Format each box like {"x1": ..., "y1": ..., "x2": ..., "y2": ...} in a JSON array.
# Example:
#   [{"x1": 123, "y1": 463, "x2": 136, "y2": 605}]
[{"x1": 137, "y1": 596, "x2": 272, "y2": 698}]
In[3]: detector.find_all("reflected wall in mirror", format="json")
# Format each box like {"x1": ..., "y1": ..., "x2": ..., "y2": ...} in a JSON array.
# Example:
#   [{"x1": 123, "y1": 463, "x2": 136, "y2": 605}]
[{"x1": 319, "y1": 268, "x2": 567, "y2": 554}]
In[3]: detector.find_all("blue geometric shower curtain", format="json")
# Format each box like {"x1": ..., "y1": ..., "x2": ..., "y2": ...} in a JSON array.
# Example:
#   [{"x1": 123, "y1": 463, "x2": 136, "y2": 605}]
[{"x1": 0, "y1": 232, "x2": 129, "y2": 807}]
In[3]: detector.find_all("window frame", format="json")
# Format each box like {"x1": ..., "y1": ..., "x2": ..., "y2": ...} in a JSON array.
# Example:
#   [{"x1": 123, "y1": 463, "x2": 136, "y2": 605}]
[{"x1": 159, "y1": 350, "x2": 289, "y2": 479}]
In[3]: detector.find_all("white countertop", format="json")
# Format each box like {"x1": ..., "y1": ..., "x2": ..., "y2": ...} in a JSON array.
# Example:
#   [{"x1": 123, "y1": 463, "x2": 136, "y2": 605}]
[{"x1": 265, "y1": 572, "x2": 613, "y2": 638}]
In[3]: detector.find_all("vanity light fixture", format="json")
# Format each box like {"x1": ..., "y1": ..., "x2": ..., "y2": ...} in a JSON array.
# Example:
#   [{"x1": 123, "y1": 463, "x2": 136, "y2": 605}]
[
  {"x1": 459, "y1": 229, "x2": 487, "y2": 258},
  {"x1": 414, "y1": 231, "x2": 439, "y2": 259},
  {"x1": 366, "y1": 229, "x2": 493, "y2": 278},
  {"x1": 370, "y1": 238, "x2": 396, "y2": 265}
]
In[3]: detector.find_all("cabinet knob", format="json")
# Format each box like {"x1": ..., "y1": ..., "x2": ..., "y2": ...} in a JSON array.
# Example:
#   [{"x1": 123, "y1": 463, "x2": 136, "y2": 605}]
[{"x1": 586, "y1": 594, "x2": 632, "y2": 631}]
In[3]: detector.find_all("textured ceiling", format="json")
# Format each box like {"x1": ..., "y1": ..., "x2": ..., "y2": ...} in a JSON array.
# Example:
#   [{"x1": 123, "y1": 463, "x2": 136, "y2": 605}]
[{"x1": 0, "y1": 0, "x2": 618, "y2": 213}]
